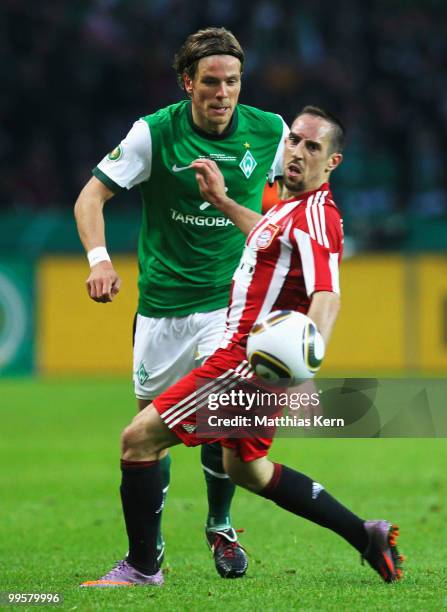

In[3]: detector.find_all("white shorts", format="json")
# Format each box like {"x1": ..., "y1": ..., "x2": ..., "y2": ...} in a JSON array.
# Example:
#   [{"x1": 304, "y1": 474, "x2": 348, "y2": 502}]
[{"x1": 133, "y1": 308, "x2": 227, "y2": 400}]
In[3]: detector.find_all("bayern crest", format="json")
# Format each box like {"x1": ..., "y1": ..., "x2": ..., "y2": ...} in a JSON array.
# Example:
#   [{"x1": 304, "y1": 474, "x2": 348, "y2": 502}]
[{"x1": 256, "y1": 223, "x2": 279, "y2": 249}]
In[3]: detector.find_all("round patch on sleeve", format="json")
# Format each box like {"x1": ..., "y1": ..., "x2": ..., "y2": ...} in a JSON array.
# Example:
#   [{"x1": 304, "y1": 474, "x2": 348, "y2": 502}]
[{"x1": 107, "y1": 145, "x2": 122, "y2": 161}]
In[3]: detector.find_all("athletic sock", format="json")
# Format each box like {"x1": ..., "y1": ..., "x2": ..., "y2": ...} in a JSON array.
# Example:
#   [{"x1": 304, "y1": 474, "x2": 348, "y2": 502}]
[
  {"x1": 156, "y1": 453, "x2": 171, "y2": 550},
  {"x1": 259, "y1": 464, "x2": 368, "y2": 553},
  {"x1": 201, "y1": 442, "x2": 235, "y2": 530},
  {"x1": 120, "y1": 459, "x2": 162, "y2": 575}
]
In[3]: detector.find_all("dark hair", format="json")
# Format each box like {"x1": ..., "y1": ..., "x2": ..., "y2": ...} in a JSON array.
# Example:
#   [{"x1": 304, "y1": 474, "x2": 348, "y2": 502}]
[
  {"x1": 173, "y1": 27, "x2": 244, "y2": 89},
  {"x1": 298, "y1": 105, "x2": 346, "y2": 153}
]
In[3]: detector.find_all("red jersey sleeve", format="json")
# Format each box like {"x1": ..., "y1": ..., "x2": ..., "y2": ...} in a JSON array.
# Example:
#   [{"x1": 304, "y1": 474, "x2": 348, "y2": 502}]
[{"x1": 291, "y1": 193, "x2": 343, "y2": 296}]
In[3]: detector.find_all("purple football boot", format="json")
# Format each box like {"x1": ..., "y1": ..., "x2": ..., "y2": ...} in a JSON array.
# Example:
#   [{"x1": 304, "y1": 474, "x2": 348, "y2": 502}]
[{"x1": 80, "y1": 559, "x2": 163, "y2": 587}]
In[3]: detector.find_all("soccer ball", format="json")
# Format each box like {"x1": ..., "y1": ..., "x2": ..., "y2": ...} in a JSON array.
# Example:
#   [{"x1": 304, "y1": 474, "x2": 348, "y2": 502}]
[{"x1": 247, "y1": 310, "x2": 325, "y2": 386}]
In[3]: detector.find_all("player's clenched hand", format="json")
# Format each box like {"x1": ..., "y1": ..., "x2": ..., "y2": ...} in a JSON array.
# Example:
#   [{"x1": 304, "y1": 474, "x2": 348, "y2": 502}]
[
  {"x1": 191, "y1": 158, "x2": 230, "y2": 209},
  {"x1": 86, "y1": 261, "x2": 121, "y2": 303}
]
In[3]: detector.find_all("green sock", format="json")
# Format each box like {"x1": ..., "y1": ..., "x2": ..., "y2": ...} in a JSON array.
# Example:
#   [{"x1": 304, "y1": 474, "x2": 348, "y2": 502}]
[
  {"x1": 156, "y1": 452, "x2": 171, "y2": 551},
  {"x1": 201, "y1": 442, "x2": 235, "y2": 530}
]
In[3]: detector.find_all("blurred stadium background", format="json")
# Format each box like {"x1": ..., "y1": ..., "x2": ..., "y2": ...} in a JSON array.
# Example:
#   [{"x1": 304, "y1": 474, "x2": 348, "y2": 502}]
[{"x1": 1, "y1": 0, "x2": 447, "y2": 378}]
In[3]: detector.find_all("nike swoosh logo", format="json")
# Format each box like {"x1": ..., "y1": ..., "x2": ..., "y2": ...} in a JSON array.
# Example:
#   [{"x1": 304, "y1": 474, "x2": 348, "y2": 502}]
[
  {"x1": 172, "y1": 164, "x2": 192, "y2": 172},
  {"x1": 199, "y1": 187, "x2": 228, "y2": 210}
]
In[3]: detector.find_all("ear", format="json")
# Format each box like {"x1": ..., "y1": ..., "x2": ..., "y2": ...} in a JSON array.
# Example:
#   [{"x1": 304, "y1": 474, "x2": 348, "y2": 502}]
[
  {"x1": 183, "y1": 73, "x2": 193, "y2": 95},
  {"x1": 327, "y1": 152, "x2": 343, "y2": 172}
]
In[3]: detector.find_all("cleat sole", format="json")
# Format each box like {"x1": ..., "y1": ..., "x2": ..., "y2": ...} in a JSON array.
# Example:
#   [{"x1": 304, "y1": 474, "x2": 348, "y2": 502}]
[
  {"x1": 80, "y1": 580, "x2": 133, "y2": 588},
  {"x1": 387, "y1": 523, "x2": 404, "y2": 582}
]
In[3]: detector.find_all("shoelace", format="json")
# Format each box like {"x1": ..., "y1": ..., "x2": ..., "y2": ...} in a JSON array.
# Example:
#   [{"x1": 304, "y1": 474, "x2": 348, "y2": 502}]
[
  {"x1": 215, "y1": 529, "x2": 245, "y2": 559},
  {"x1": 104, "y1": 560, "x2": 128, "y2": 579},
  {"x1": 218, "y1": 539, "x2": 239, "y2": 558}
]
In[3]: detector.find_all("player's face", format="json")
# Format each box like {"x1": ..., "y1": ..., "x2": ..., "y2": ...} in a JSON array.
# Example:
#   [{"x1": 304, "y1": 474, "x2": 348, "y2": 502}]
[
  {"x1": 184, "y1": 55, "x2": 242, "y2": 135},
  {"x1": 283, "y1": 114, "x2": 342, "y2": 195}
]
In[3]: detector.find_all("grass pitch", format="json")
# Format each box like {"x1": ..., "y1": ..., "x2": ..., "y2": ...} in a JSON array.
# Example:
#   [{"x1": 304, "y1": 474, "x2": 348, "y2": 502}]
[{"x1": 0, "y1": 378, "x2": 446, "y2": 611}]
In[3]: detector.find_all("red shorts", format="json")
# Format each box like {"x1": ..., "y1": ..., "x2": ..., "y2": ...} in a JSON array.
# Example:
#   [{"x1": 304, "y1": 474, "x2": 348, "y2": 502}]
[{"x1": 153, "y1": 343, "x2": 275, "y2": 462}]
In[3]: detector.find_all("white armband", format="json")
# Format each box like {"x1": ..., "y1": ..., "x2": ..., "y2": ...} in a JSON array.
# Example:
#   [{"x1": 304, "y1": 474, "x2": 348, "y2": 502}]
[{"x1": 87, "y1": 246, "x2": 111, "y2": 268}]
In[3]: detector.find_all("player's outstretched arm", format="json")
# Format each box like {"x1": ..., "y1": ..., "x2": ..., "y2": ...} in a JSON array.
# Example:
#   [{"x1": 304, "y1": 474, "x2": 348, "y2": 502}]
[
  {"x1": 191, "y1": 159, "x2": 262, "y2": 236},
  {"x1": 74, "y1": 176, "x2": 121, "y2": 303},
  {"x1": 307, "y1": 290, "x2": 340, "y2": 346}
]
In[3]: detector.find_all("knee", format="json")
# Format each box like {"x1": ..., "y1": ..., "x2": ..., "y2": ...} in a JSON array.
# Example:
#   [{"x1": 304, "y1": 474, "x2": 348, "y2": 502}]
[
  {"x1": 120, "y1": 420, "x2": 157, "y2": 460},
  {"x1": 121, "y1": 423, "x2": 138, "y2": 454},
  {"x1": 225, "y1": 464, "x2": 264, "y2": 493},
  {"x1": 223, "y1": 454, "x2": 273, "y2": 493},
  {"x1": 121, "y1": 405, "x2": 172, "y2": 461},
  {"x1": 121, "y1": 423, "x2": 143, "y2": 455}
]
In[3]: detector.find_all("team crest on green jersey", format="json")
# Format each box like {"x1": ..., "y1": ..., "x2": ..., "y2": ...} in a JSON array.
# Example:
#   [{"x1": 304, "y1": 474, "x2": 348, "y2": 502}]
[
  {"x1": 239, "y1": 150, "x2": 257, "y2": 179},
  {"x1": 137, "y1": 362, "x2": 149, "y2": 385},
  {"x1": 107, "y1": 145, "x2": 122, "y2": 161}
]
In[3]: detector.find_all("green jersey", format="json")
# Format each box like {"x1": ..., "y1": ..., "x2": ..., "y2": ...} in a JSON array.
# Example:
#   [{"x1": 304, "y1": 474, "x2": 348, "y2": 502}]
[{"x1": 94, "y1": 100, "x2": 287, "y2": 317}]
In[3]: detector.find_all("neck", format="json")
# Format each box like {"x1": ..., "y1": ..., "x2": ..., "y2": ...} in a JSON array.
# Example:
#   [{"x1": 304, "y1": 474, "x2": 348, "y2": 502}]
[{"x1": 284, "y1": 180, "x2": 328, "y2": 199}]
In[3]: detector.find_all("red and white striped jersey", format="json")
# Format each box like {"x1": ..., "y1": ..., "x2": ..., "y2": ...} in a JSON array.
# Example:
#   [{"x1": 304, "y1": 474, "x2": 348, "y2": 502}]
[{"x1": 221, "y1": 183, "x2": 343, "y2": 349}]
